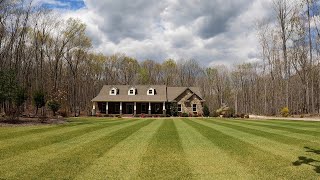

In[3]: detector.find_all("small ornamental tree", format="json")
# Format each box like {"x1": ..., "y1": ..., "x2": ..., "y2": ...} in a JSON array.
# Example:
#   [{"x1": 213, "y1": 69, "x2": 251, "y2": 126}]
[
  {"x1": 47, "y1": 100, "x2": 61, "y2": 116},
  {"x1": 203, "y1": 105, "x2": 210, "y2": 117},
  {"x1": 33, "y1": 90, "x2": 46, "y2": 115},
  {"x1": 170, "y1": 103, "x2": 178, "y2": 117},
  {"x1": 281, "y1": 107, "x2": 289, "y2": 117}
]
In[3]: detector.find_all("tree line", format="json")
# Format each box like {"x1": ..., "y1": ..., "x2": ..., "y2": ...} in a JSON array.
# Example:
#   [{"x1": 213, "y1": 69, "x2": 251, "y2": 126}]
[{"x1": 1, "y1": 0, "x2": 320, "y2": 118}]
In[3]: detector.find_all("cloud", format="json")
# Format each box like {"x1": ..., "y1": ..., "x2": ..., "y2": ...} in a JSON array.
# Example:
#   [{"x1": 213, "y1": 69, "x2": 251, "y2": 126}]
[{"x1": 57, "y1": 0, "x2": 273, "y2": 66}]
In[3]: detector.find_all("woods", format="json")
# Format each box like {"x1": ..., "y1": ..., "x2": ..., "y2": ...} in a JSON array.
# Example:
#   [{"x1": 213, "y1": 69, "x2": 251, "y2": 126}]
[{"x1": 1, "y1": 0, "x2": 320, "y2": 118}]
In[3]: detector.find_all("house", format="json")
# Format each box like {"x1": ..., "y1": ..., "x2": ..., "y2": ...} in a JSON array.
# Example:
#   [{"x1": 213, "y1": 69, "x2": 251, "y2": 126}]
[{"x1": 91, "y1": 85, "x2": 205, "y2": 116}]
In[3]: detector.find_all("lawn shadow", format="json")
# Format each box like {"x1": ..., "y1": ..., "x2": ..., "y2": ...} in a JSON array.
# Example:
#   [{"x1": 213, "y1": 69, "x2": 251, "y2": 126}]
[{"x1": 292, "y1": 147, "x2": 320, "y2": 173}]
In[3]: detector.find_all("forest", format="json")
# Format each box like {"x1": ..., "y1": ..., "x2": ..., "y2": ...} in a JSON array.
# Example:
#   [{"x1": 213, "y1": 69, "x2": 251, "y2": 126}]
[{"x1": 1, "y1": 0, "x2": 320, "y2": 118}]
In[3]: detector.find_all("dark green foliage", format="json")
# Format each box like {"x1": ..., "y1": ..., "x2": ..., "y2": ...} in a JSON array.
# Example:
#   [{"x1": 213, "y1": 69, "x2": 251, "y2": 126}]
[
  {"x1": 203, "y1": 105, "x2": 210, "y2": 117},
  {"x1": 33, "y1": 90, "x2": 46, "y2": 113},
  {"x1": 170, "y1": 103, "x2": 178, "y2": 117},
  {"x1": 0, "y1": 70, "x2": 18, "y2": 104},
  {"x1": 13, "y1": 87, "x2": 27, "y2": 108},
  {"x1": 47, "y1": 100, "x2": 61, "y2": 116},
  {"x1": 181, "y1": 113, "x2": 189, "y2": 117}
]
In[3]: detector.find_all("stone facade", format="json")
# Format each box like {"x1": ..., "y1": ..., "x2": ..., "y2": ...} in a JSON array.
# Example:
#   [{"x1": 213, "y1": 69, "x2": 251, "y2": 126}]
[{"x1": 176, "y1": 89, "x2": 204, "y2": 115}]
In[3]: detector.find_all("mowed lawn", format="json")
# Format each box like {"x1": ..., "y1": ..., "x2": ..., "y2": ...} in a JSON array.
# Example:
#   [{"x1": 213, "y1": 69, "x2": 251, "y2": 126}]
[{"x1": 0, "y1": 118, "x2": 320, "y2": 179}]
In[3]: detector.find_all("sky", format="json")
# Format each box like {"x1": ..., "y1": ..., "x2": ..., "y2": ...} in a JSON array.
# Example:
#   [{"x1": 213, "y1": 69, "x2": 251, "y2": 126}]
[{"x1": 35, "y1": 0, "x2": 273, "y2": 66}]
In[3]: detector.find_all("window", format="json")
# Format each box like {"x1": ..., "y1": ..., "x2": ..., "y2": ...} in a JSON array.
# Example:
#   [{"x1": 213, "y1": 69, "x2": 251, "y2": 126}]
[
  {"x1": 147, "y1": 88, "x2": 154, "y2": 95},
  {"x1": 128, "y1": 88, "x2": 136, "y2": 95},
  {"x1": 178, "y1": 104, "x2": 182, "y2": 112},
  {"x1": 192, "y1": 104, "x2": 197, "y2": 112},
  {"x1": 110, "y1": 88, "x2": 117, "y2": 95}
]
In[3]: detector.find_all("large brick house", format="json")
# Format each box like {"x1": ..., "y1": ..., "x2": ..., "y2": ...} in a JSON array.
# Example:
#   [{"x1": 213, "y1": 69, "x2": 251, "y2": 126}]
[{"x1": 91, "y1": 85, "x2": 205, "y2": 116}]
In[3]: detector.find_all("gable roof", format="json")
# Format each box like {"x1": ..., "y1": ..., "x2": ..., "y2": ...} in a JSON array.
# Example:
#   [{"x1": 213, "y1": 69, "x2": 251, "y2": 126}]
[
  {"x1": 91, "y1": 85, "x2": 203, "y2": 102},
  {"x1": 166, "y1": 87, "x2": 203, "y2": 101}
]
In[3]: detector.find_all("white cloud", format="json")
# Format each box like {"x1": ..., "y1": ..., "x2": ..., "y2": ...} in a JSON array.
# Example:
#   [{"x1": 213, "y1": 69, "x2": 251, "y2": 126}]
[{"x1": 58, "y1": 0, "x2": 274, "y2": 67}]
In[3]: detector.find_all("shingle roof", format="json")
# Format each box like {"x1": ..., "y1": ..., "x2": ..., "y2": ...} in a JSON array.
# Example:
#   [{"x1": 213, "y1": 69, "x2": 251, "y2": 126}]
[
  {"x1": 91, "y1": 85, "x2": 203, "y2": 102},
  {"x1": 167, "y1": 87, "x2": 203, "y2": 101}
]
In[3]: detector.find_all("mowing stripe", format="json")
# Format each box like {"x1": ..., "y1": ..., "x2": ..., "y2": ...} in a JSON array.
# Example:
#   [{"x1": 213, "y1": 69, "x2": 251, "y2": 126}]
[
  {"x1": 232, "y1": 120, "x2": 320, "y2": 137},
  {"x1": 0, "y1": 119, "x2": 132, "y2": 148},
  {"x1": 205, "y1": 119, "x2": 320, "y2": 148},
  {"x1": 183, "y1": 119, "x2": 315, "y2": 179},
  {"x1": 235, "y1": 119, "x2": 320, "y2": 128},
  {"x1": 76, "y1": 119, "x2": 163, "y2": 179},
  {"x1": 0, "y1": 118, "x2": 126, "y2": 141},
  {"x1": 136, "y1": 119, "x2": 193, "y2": 179},
  {"x1": 0, "y1": 119, "x2": 146, "y2": 179},
  {"x1": 212, "y1": 119, "x2": 320, "y2": 145},
  {"x1": 239, "y1": 119, "x2": 320, "y2": 131},
  {"x1": 11, "y1": 119, "x2": 153, "y2": 179},
  {"x1": 0, "y1": 119, "x2": 136, "y2": 160},
  {"x1": 176, "y1": 119, "x2": 253, "y2": 179}
]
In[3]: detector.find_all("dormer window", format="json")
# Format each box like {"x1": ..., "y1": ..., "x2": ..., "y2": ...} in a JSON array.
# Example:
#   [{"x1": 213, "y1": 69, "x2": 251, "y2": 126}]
[
  {"x1": 147, "y1": 88, "x2": 155, "y2": 95},
  {"x1": 110, "y1": 87, "x2": 117, "y2": 95},
  {"x1": 128, "y1": 87, "x2": 136, "y2": 95}
]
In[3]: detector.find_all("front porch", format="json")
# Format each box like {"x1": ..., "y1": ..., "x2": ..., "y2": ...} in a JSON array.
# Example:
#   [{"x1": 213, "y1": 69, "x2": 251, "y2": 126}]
[{"x1": 92, "y1": 102, "x2": 166, "y2": 115}]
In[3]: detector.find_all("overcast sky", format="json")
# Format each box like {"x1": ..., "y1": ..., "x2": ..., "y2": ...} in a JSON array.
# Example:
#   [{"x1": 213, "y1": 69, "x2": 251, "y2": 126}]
[{"x1": 37, "y1": 0, "x2": 273, "y2": 66}]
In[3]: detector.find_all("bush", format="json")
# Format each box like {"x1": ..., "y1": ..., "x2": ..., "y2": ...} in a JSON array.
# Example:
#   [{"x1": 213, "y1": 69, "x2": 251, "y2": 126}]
[
  {"x1": 203, "y1": 105, "x2": 210, "y2": 117},
  {"x1": 240, "y1": 113, "x2": 245, "y2": 118},
  {"x1": 116, "y1": 115, "x2": 122, "y2": 118},
  {"x1": 281, "y1": 107, "x2": 289, "y2": 117},
  {"x1": 58, "y1": 111, "x2": 68, "y2": 117},
  {"x1": 210, "y1": 111, "x2": 219, "y2": 117},
  {"x1": 33, "y1": 90, "x2": 46, "y2": 115},
  {"x1": 181, "y1": 113, "x2": 189, "y2": 117},
  {"x1": 244, "y1": 114, "x2": 250, "y2": 118},
  {"x1": 170, "y1": 103, "x2": 178, "y2": 117},
  {"x1": 216, "y1": 105, "x2": 234, "y2": 118},
  {"x1": 47, "y1": 100, "x2": 61, "y2": 116}
]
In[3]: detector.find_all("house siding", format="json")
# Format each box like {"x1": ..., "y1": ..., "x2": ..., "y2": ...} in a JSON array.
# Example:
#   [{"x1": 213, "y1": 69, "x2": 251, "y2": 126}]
[{"x1": 176, "y1": 89, "x2": 203, "y2": 115}]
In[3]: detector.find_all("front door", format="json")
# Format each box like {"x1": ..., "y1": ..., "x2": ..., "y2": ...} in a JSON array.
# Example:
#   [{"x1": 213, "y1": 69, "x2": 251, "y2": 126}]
[{"x1": 126, "y1": 103, "x2": 134, "y2": 114}]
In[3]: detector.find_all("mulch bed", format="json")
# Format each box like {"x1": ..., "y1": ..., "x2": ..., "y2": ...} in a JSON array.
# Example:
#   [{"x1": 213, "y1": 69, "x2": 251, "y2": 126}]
[{"x1": 0, "y1": 117, "x2": 66, "y2": 127}]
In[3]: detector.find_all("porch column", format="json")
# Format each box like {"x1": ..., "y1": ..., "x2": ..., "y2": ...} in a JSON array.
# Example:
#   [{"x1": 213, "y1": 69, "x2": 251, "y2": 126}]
[
  {"x1": 92, "y1": 102, "x2": 96, "y2": 116},
  {"x1": 148, "y1": 102, "x2": 151, "y2": 115},
  {"x1": 106, "y1": 102, "x2": 108, "y2": 115},
  {"x1": 134, "y1": 102, "x2": 137, "y2": 115},
  {"x1": 120, "y1": 102, "x2": 122, "y2": 115},
  {"x1": 163, "y1": 102, "x2": 166, "y2": 115}
]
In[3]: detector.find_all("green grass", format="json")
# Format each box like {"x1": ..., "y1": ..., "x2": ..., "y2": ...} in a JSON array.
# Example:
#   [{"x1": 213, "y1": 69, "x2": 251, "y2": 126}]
[{"x1": 0, "y1": 117, "x2": 320, "y2": 179}]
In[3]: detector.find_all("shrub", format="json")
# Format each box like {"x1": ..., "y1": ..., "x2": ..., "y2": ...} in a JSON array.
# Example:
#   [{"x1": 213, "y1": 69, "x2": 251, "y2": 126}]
[
  {"x1": 216, "y1": 105, "x2": 234, "y2": 118},
  {"x1": 170, "y1": 103, "x2": 178, "y2": 117},
  {"x1": 210, "y1": 111, "x2": 219, "y2": 117},
  {"x1": 281, "y1": 107, "x2": 289, "y2": 117},
  {"x1": 203, "y1": 105, "x2": 210, "y2": 117},
  {"x1": 116, "y1": 115, "x2": 122, "y2": 118},
  {"x1": 58, "y1": 111, "x2": 68, "y2": 117},
  {"x1": 181, "y1": 113, "x2": 189, "y2": 117},
  {"x1": 300, "y1": 114, "x2": 304, "y2": 118},
  {"x1": 240, "y1": 113, "x2": 245, "y2": 118},
  {"x1": 33, "y1": 90, "x2": 46, "y2": 115},
  {"x1": 47, "y1": 100, "x2": 61, "y2": 116},
  {"x1": 244, "y1": 114, "x2": 250, "y2": 118}
]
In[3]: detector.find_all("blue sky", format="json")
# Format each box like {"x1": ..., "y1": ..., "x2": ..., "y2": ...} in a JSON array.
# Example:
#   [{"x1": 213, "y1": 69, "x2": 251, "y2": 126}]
[{"x1": 41, "y1": 0, "x2": 85, "y2": 10}]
